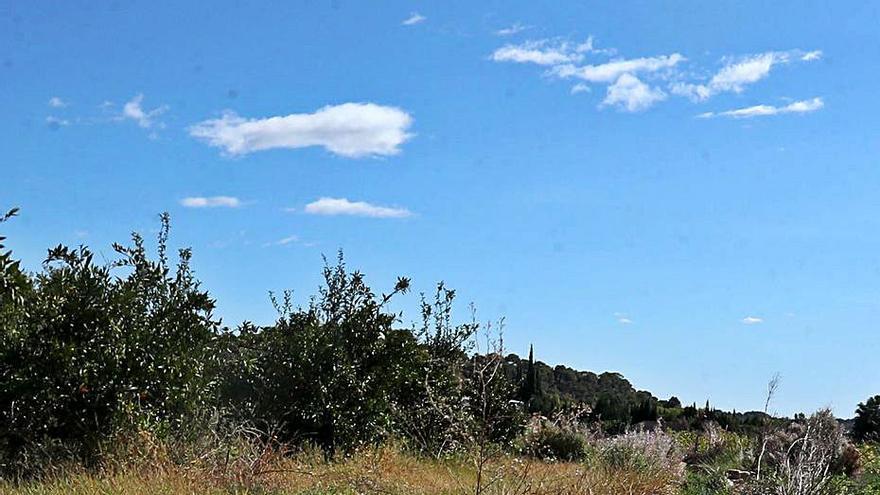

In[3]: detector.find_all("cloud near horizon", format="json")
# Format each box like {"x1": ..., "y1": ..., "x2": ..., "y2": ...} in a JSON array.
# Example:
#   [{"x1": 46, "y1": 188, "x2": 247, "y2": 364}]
[
  {"x1": 189, "y1": 103, "x2": 414, "y2": 158},
  {"x1": 742, "y1": 316, "x2": 764, "y2": 325},
  {"x1": 180, "y1": 196, "x2": 242, "y2": 208},
  {"x1": 303, "y1": 197, "x2": 412, "y2": 218}
]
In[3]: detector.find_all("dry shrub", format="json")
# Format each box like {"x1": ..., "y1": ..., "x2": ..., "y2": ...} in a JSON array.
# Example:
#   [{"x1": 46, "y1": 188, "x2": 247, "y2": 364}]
[{"x1": 745, "y1": 409, "x2": 847, "y2": 495}]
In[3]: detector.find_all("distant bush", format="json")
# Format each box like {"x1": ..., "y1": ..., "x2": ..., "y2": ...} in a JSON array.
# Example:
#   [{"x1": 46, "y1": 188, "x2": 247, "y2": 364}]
[
  {"x1": 525, "y1": 422, "x2": 589, "y2": 461},
  {"x1": 597, "y1": 430, "x2": 684, "y2": 476}
]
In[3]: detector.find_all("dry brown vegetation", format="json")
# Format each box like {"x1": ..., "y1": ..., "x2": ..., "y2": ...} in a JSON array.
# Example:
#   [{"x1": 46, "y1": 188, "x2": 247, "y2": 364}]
[{"x1": 0, "y1": 445, "x2": 683, "y2": 495}]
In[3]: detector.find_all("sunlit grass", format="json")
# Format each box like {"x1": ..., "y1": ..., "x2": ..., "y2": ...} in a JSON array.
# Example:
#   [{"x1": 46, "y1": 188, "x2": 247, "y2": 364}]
[{"x1": 0, "y1": 445, "x2": 683, "y2": 495}]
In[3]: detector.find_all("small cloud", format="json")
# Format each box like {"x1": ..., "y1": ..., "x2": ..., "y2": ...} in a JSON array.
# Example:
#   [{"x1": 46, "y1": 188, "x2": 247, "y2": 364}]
[
  {"x1": 121, "y1": 93, "x2": 168, "y2": 129},
  {"x1": 402, "y1": 12, "x2": 426, "y2": 25},
  {"x1": 45, "y1": 116, "x2": 70, "y2": 130},
  {"x1": 491, "y1": 39, "x2": 585, "y2": 66},
  {"x1": 48, "y1": 96, "x2": 68, "y2": 108},
  {"x1": 570, "y1": 83, "x2": 591, "y2": 94},
  {"x1": 495, "y1": 23, "x2": 530, "y2": 36},
  {"x1": 180, "y1": 196, "x2": 242, "y2": 208},
  {"x1": 264, "y1": 234, "x2": 299, "y2": 247},
  {"x1": 304, "y1": 197, "x2": 412, "y2": 218},
  {"x1": 699, "y1": 97, "x2": 823, "y2": 119},
  {"x1": 189, "y1": 102, "x2": 414, "y2": 158},
  {"x1": 801, "y1": 50, "x2": 822, "y2": 61},
  {"x1": 551, "y1": 53, "x2": 686, "y2": 83},
  {"x1": 614, "y1": 312, "x2": 633, "y2": 324},
  {"x1": 601, "y1": 73, "x2": 667, "y2": 112},
  {"x1": 74, "y1": 230, "x2": 88, "y2": 239},
  {"x1": 742, "y1": 316, "x2": 763, "y2": 325}
]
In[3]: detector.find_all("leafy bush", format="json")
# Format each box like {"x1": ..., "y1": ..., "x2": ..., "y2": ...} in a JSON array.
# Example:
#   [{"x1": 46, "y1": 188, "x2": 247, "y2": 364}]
[
  {"x1": 525, "y1": 421, "x2": 589, "y2": 461},
  {"x1": 855, "y1": 396, "x2": 880, "y2": 444},
  {"x1": 0, "y1": 214, "x2": 219, "y2": 473},
  {"x1": 217, "y1": 253, "x2": 417, "y2": 458}
]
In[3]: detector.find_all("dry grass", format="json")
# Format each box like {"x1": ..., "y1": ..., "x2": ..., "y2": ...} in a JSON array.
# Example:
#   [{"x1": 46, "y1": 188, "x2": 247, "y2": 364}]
[{"x1": 0, "y1": 445, "x2": 683, "y2": 495}]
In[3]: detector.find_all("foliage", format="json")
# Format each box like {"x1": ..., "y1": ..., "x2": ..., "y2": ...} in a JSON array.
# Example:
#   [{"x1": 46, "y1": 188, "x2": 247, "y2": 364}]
[
  {"x1": 855, "y1": 396, "x2": 880, "y2": 443},
  {"x1": 523, "y1": 409, "x2": 591, "y2": 461},
  {"x1": 218, "y1": 252, "x2": 415, "y2": 458},
  {"x1": 0, "y1": 213, "x2": 219, "y2": 473}
]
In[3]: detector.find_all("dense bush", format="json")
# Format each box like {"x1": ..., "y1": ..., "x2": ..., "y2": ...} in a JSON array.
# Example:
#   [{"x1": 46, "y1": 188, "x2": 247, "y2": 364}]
[{"x1": 0, "y1": 214, "x2": 219, "y2": 473}]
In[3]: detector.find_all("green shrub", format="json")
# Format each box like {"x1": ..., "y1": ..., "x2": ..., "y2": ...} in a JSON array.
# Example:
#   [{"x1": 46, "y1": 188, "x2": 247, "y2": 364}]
[{"x1": 526, "y1": 422, "x2": 589, "y2": 461}]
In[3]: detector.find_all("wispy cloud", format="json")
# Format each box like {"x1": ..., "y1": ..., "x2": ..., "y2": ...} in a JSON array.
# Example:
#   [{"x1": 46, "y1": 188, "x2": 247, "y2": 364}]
[
  {"x1": 263, "y1": 234, "x2": 300, "y2": 247},
  {"x1": 45, "y1": 116, "x2": 70, "y2": 129},
  {"x1": 489, "y1": 37, "x2": 823, "y2": 114},
  {"x1": 491, "y1": 39, "x2": 586, "y2": 66},
  {"x1": 698, "y1": 97, "x2": 823, "y2": 119},
  {"x1": 551, "y1": 53, "x2": 686, "y2": 83},
  {"x1": 601, "y1": 74, "x2": 667, "y2": 112},
  {"x1": 672, "y1": 50, "x2": 821, "y2": 101},
  {"x1": 401, "y1": 12, "x2": 426, "y2": 25},
  {"x1": 189, "y1": 103, "x2": 413, "y2": 158},
  {"x1": 570, "y1": 83, "x2": 590, "y2": 95},
  {"x1": 495, "y1": 23, "x2": 530, "y2": 36},
  {"x1": 180, "y1": 196, "x2": 242, "y2": 208},
  {"x1": 121, "y1": 93, "x2": 168, "y2": 129},
  {"x1": 304, "y1": 197, "x2": 412, "y2": 218},
  {"x1": 742, "y1": 316, "x2": 764, "y2": 325},
  {"x1": 48, "y1": 96, "x2": 67, "y2": 108},
  {"x1": 614, "y1": 313, "x2": 633, "y2": 325},
  {"x1": 801, "y1": 50, "x2": 823, "y2": 61}
]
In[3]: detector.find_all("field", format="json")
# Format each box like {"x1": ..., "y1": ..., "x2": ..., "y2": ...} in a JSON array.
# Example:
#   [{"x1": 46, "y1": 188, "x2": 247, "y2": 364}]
[{"x1": 0, "y1": 446, "x2": 682, "y2": 495}]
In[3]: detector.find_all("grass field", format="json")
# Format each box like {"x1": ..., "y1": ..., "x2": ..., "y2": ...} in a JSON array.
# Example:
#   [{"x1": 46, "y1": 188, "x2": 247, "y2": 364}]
[{"x1": 0, "y1": 446, "x2": 682, "y2": 495}]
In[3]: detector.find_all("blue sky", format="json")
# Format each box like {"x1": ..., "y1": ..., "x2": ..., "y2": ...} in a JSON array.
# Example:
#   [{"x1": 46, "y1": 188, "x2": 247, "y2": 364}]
[{"x1": 2, "y1": 1, "x2": 879, "y2": 417}]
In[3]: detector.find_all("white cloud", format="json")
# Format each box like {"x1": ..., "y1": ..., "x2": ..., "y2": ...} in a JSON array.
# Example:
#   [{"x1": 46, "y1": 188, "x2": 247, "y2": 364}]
[
  {"x1": 570, "y1": 83, "x2": 591, "y2": 94},
  {"x1": 601, "y1": 74, "x2": 667, "y2": 112},
  {"x1": 45, "y1": 116, "x2": 70, "y2": 128},
  {"x1": 180, "y1": 196, "x2": 242, "y2": 208},
  {"x1": 614, "y1": 312, "x2": 633, "y2": 324},
  {"x1": 673, "y1": 50, "x2": 821, "y2": 101},
  {"x1": 699, "y1": 97, "x2": 823, "y2": 118},
  {"x1": 189, "y1": 103, "x2": 413, "y2": 158},
  {"x1": 402, "y1": 12, "x2": 426, "y2": 25},
  {"x1": 552, "y1": 53, "x2": 686, "y2": 83},
  {"x1": 264, "y1": 234, "x2": 300, "y2": 247},
  {"x1": 801, "y1": 50, "x2": 822, "y2": 61},
  {"x1": 495, "y1": 23, "x2": 529, "y2": 36},
  {"x1": 491, "y1": 40, "x2": 584, "y2": 66},
  {"x1": 121, "y1": 94, "x2": 168, "y2": 128},
  {"x1": 48, "y1": 96, "x2": 67, "y2": 108},
  {"x1": 304, "y1": 197, "x2": 412, "y2": 218},
  {"x1": 742, "y1": 316, "x2": 764, "y2": 325},
  {"x1": 574, "y1": 36, "x2": 616, "y2": 56}
]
